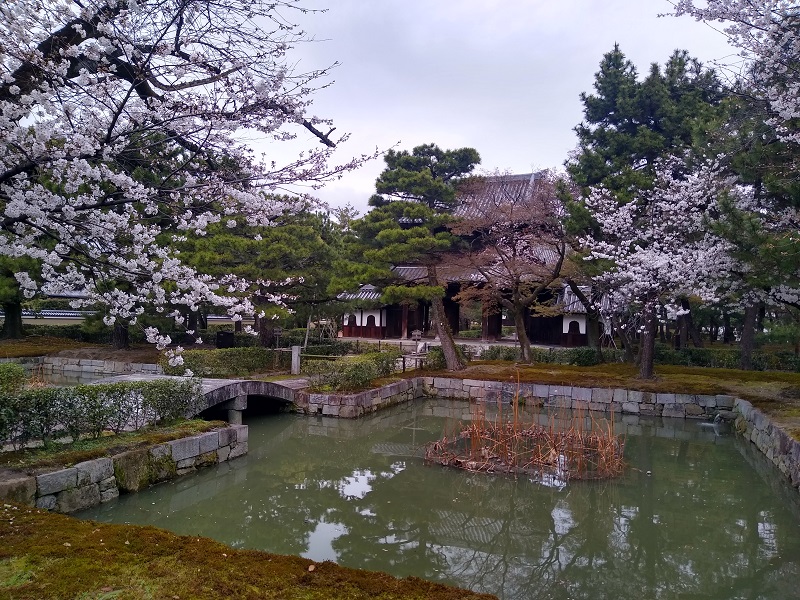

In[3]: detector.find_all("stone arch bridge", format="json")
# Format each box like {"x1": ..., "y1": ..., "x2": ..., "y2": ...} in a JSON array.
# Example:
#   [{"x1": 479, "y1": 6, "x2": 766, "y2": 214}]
[{"x1": 94, "y1": 374, "x2": 308, "y2": 423}]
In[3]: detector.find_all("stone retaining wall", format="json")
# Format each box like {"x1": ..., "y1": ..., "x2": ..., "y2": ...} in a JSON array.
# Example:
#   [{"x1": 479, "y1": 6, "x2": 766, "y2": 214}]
[
  {"x1": 294, "y1": 378, "x2": 423, "y2": 418},
  {"x1": 422, "y1": 377, "x2": 736, "y2": 419},
  {"x1": 734, "y1": 399, "x2": 800, "y2": 491},
  {"x1": 293, "y1": 377, "x2": 736, "y2": 420},
  {"x1": 0, "y1": 425, "x2": 247, "y2": 513},
  {"x1": 0, "y1": 356, "x2": 162, "y2": 378}
]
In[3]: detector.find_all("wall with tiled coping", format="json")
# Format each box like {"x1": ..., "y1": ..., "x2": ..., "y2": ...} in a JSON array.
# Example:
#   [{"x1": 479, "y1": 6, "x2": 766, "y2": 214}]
[
  {"x1": 295, "y1": 376, "x2": 800, "y2": 495},
  {"x1": 0, "y1": 424, "x2": 247, "y2": 513}
]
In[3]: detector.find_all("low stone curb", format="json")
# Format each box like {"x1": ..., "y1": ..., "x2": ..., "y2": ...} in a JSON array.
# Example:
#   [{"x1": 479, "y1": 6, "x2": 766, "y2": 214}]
[{"x1": 0, "y1": 424, "x2": 247, "y2": 513}]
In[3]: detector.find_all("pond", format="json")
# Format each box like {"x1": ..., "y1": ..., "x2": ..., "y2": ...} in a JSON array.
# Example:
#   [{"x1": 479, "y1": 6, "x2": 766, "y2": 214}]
[{"x1": 78, "y1": 399, "x2": 800, "y2": 600}]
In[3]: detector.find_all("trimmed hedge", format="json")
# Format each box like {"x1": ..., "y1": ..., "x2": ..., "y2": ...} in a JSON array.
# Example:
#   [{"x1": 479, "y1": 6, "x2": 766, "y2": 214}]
[
  {"x1": 302, "y1": 348, "x2": 402, "y2": 392},
  {"x1": 161, "y1": 347, "x2": 291, "y2": 377},
  {"x1": 0, "y1": 379, "x2": 204, "y2": 449}
]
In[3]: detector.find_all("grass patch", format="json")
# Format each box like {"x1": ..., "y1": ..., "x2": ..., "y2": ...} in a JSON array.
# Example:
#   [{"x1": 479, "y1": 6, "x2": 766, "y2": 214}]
[
  {"x1": 0, "y1": 420, "x2": 226, "y2": 472},
  {"x1": 0, "y1": 336, "x2": 95, "y2": 358},
  {"x1": 0, "y1": 503, "x2": 494, "y2": 600}
]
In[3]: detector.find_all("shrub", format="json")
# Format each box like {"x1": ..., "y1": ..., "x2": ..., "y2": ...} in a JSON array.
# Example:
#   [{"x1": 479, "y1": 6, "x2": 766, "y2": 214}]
[
  {"x1": 0, "y1": 379, "x2": 206, "y2": 447},
  {"x1": 480, "y1": 346, "x2": 521, "y2": 361},
  {"x1": 11, "y1": 387, "x2": 63, "y2": 447},
  {"x1": 161, "y1": 347, "x2": 291, "y2": 377},
  {"x1": 302, "y1": 349, "x2": 401, "y2": 391},
  {"x1": 0, "y1": 363, "x2": 26, "y2": 395},
  {"x1": 140, "y1": 379, "x2": 204, "y2": 424}
]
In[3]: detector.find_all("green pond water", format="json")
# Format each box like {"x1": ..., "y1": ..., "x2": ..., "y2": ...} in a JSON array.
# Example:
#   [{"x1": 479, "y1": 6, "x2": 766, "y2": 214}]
[{"x1": 78, "y1": 399, "x2": 800, "y2": 600}]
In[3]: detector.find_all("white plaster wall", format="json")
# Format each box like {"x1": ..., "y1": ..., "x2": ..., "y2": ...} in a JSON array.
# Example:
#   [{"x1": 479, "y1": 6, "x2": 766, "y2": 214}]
[
  {"x1": 562, "y1": 314, "x2": 586, "y2": 335},
  {"x1": 343, "y1": 309, "x2": 384, "y2": 326}
]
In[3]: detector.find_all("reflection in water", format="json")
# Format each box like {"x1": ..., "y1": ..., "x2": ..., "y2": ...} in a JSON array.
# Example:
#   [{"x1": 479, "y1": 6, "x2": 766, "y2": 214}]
[{"x1": 78, "y1": 400, "x2": 800, "y2": 600}]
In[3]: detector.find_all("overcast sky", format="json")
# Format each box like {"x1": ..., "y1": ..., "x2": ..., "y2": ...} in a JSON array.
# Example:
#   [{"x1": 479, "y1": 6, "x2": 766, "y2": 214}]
[{"x1": 265, "y1": 0, "x2": 736, "y2": 214}]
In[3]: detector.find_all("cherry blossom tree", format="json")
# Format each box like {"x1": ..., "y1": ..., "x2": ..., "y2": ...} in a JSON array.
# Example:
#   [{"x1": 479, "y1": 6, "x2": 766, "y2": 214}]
[
  {"x1": 584, "y1": 158, "x2": 740, "y2": 378},
  {"x1": 0, "y1": 0, "x2": 368, "y2": 358},
  {"x1": 672, "y1": 0, "x2": 800, "y2": 143}
]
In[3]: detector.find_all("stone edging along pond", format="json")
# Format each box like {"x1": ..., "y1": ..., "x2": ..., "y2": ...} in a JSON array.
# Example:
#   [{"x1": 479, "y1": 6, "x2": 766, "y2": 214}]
[
  {"x1": 295, "y1": 376, "x2": 800, "y2": 495},
  {"x1": 0, "y1": 424, "x2": 247, "y2": 513},
  {"x1": 3, "y1": 374, "x2": 798, "y2": 513}
]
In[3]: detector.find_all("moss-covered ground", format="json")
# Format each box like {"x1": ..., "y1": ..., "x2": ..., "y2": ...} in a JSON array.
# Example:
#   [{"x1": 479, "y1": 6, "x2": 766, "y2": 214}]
[
  {"x1": 0, "y1": 503, "x2": 494, "y2": 600},
  {"x1": 0, "y1": 336, "x2": 95, "y2": 358}
]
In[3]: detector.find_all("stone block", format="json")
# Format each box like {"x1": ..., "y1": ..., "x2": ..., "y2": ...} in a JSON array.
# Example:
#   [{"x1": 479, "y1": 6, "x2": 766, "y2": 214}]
[
  {"x1": 716, "y1": 395, "x2": 735, "y2": 409},
  {"x1": 533, "y1": 384, "x2": 550, "y2": 399},
  {"x1": 469, "y1": 386, "x2": 484, "y2": 398},
  {"x1": 231, "y1": 424, "x2": 248, "y2": 443},
  {"x1": 339, "y1": 405, "x2": 361, "y2": 419},
  {"x1": 550, "y1": 385, "x2": 572, "y2": 399},
  {"x1": 37, "y1": 468, "x2": 77, "y2": 496},
  {"x1": 572, "y1": 400, "x2": 590, "y2": 412},
  {"x1": 112, "y1": 448, "x2": 152, "y2": 493},
  {"x1": 36, "y1": 494, "x2": 57, "y2": 511},
  {"x1": 217, "y1": 427, "x2": 236, "y2": 447},
  {"x1": 622, "y1": 402, "x2": 640, "y2": 414},
  {"x1": 150, "y1": 443, "x2": 171, "y2": 461},
  {"x1": 198, "y1": 431, "x2": 220, "y2": 454},
  {"x1": 591, "y1": 388, "x2": 613, "y2": 404},
  {"x1": 613, "y1": 389, "x2": 628, "y2": 403},
  {"x1": 229, "y1": 441, "x2": 248, "y2": 460},
  {"x1": 170, "y1": 436, "x2": 200, "y2": 462},
  {"x1": 656, "y1": 393, "x2": 675, "y2": 405},
  {"x1": 196, "y1": 451, "x2": 217, "y2": 467},
  {"x1": 662, "y1": 404, "x2": 685, "y2": 418},
  {"x1": 75, "y1": 458, "x2": 113, "y2": 486},
  {"x1": 0, "y1": 475, "x2": 36, "y2": 505},
  {"x1": 639, "y1": 404, "x2": 662, "y2": 416},
  {"x1": 572, "y1": 386, "x2": 591, "y2": 401},
  {"x1": 217, "y1": 445, "x2": 231, "y2": 462},
  {"x1": 627, "y1": 390, "x2": 644, "y2": 404},
  {"x1": 322, "y1": 404, "x2": 340, "y2": 417},
  {"x1": 176, "y1": 457, "x2": 196, "y2": 470},
  {"x1": 685, "y1": 404, "x2": 705, "y2": 418},
  {"x1": 100, "y1": 487, "x2": 119, "y2": 503},
  {"x1": 56, "y1": 484, "x2": 101, "y2": 513},
  {"x1": 674, "y1": 394, "x2": 693, "y2": 405},
  {"x1": 696, "y1": 395, "x2": 716, "y2": 408},
  {"x1": 98, "y1": 477, "x2": 117, "y2": 492}
]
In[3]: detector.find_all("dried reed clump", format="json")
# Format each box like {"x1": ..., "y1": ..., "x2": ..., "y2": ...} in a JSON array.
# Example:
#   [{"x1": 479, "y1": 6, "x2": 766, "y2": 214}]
[{"x1": 424, "y1": 395, "x2": 625, "y2": 483}]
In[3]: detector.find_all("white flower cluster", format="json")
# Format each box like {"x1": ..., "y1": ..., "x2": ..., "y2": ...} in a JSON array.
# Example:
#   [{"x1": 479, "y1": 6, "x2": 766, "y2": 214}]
[
  {"x1": 0, "y1": 0, "x2": 371, "y2": 342},
  {"x1": 672, "y1": 1, "x2": 800, "y2": 143}
]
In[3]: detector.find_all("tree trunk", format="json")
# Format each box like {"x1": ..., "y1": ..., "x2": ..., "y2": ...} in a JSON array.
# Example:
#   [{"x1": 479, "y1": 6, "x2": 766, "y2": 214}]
[
  {"x1": 739, "y1": 303, "x2": 758, "y2": 370},
  {"x1": 187, "y1": 311, "x2": 198, "y2": 332},
  {"x1": 680, "y1": 298, "x2": 703, "y2": 348},
  {"x1": 303, "y1": 313, "x2": 313, "y2": 349},
  {"x1": 723, "y1": 312, "x2": 734, "y2": 344},
  {"x1": 234, "y1": 319, "x2": 242, "y2": 333},
  {"x1": 428, "y1": 266, "x2": 465, "y2": 371},
  {"x1": 612, "y1": 315, "x2": 635, "y2": 363},
  {"x1": 513, "y1": 308, "x2": 532, "y2": 362},
  {"x1": 638, "y1": 301, "x2": 657, "y2": 379},
  {"x1": 1, "y1": 300, "x2": 24, "y2": 339},
  {"x1": 111, "y1": 323, "x2": 129, "y2": 350}
]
